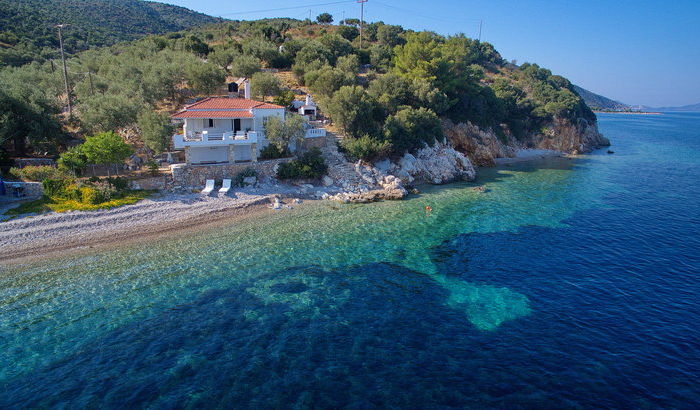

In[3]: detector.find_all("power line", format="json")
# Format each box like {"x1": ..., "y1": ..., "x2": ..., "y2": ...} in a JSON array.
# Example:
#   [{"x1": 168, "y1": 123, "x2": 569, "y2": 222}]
[
  {"x1": 372, "y1": 0, "x2": 480, "y2": 25},
  {"x1": 217, "y1": 0, "x2": 355, "y2": 17}
]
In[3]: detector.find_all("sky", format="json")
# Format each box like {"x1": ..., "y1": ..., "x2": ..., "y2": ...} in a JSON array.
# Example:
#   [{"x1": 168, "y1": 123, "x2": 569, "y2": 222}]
[{"x1": 154, "y1": 0, "x2": 700, "y2": 107}]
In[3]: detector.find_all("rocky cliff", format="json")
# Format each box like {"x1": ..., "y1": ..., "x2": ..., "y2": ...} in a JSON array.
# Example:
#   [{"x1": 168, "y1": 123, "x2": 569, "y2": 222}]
[
  {"x1": 442, "y1": 117, "x2": 610, "y2": 166},
  {"x1": 375, "y1": 142, "x2": 477, "y2": 185},
  {"x1": 533, "y1": 118, "x2": 610, "y2": 154},
  {"x1": 322, "y1": 114, "x2": 608, "y2": 203}
]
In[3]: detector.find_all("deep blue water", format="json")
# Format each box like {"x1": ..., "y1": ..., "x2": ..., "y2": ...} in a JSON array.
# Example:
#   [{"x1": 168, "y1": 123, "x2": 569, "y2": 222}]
[{"x1": 1, "y1": 113, "x2": 699, "y2": 408}]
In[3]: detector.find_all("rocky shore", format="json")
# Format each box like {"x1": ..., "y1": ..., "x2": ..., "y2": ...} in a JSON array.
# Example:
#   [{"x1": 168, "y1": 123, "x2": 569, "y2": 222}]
[{"x1": 1, "y1": 116, "x2": 610, "y2": 261}]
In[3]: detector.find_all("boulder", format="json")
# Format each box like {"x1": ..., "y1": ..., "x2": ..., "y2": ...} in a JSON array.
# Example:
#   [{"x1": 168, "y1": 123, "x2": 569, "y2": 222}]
[
  {"x1": 381, "y1": 142, "x2": 476, "y2": 185},
  {"x1": 271, "y1": 197, "x2": 282, "y2": 209},
  {"x1": 242, "y1": 176, "x2": 257, "y2": 186},
  {"x1": 374, "y1": 159, "x2": 391, "y2": 172},
  {"x1": 322, "y1": 175, "x2": 334, "y2": 186}
]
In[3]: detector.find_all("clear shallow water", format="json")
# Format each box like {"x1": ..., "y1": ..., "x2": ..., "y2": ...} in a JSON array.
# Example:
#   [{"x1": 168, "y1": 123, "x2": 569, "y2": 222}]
[{"x1": 1, "y1": 113, "x2": 699, "y2": 408}]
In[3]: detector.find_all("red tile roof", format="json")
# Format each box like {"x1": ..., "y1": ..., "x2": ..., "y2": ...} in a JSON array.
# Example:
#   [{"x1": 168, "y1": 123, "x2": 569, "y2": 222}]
[
  {"x1": 256, "y1": 102, "x2": 285, "y2": 109},
  {"x1": 172, "y1": 110, "x2": 254, "y2": 119},
  {"x1": 184, "y1": 97, "x2": 284, "y2": 110}
]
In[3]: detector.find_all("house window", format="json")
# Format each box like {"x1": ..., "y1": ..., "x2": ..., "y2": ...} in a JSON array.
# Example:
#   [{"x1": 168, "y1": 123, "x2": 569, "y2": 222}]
[{"x1": 207, "y1": 119, "x2": 214, "y2": 128}]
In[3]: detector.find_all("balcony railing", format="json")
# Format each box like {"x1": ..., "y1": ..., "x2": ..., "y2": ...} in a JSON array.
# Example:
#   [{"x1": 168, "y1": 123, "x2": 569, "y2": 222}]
[
  {"x1": 305, "y1": 128, "x2": 326, "y2": 138},
  {"x1": 174, "y1": 131, "x2": 259, "y2": 149}
]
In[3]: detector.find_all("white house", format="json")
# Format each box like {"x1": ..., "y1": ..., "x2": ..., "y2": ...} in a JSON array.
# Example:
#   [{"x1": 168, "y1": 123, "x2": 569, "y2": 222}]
[
  {"x1": 291, "y1": 94, "x2": 318, "y2": 118},
  {"x1": 172, "y1": 81, "x2": 326, "y2": 165},
  {"x1": 171, "y1": 97, "x2": 282, "y2": 165}
]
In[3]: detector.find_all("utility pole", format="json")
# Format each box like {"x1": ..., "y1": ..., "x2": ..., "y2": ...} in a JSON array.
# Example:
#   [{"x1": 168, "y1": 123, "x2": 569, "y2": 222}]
[
  {"x1": 86, "y1": 71, "x2": 95, "y2": 96},
  {"x1": 342, "y1": 10, "x2": 345, "y2": 25},
  {"x1": 309, "y1": 9, "x2": 312, "y2": 22},
  {"x1": 478, "y1": 20, "x2": 483, "y2": 41},
  {"x1": 358, "y1": 0, "x2": 368, "y2": 48},
  {"x1": 56, "y1": 24, "x2": 72, "y2": 117}
]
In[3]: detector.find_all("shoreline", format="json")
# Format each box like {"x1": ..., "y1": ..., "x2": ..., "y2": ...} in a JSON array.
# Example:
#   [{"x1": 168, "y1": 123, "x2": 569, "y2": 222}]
[
  {"x1": 594, "y1": 111, "x2": 662, "y2": 115},
  {"x1": 0, "y1": 192, "x2": 304, "y2": 266},
  {"x1": 494, "y1": 149, "x2": 566, "y2": 165},
  {"x1": 1, "y1": 149, "x2": 576, "y2": 266}
]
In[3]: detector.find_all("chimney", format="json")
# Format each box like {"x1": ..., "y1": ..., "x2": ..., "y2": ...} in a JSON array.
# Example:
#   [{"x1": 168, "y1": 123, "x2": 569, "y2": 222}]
[
  {"x1": 244, "y1": 80, "x2": 251, "y2": 100},
  {"x1": 305, "y1": 94, "x2": 312, "y2": 106},
  {"x1": 227, "y1": 82, "x2": 239, "y2": 98}
]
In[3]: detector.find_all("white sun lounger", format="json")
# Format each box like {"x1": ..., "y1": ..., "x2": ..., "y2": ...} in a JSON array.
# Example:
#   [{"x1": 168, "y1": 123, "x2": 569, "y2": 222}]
[
  {"x1": 201, "y1": 179, "x2": 215, "y2": 195},
  {"x1": 219, "y1": 179, "x2": 232, "y2": 195}
]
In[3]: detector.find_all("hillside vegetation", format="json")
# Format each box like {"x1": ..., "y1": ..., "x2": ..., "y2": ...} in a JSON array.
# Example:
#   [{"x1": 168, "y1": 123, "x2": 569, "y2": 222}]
[
  {"x1": 0, "y1": 15, "x2": 599, "y2": 166},
  {"x1": 0, "y1": 0, "x2": 219, "y2": 67}
]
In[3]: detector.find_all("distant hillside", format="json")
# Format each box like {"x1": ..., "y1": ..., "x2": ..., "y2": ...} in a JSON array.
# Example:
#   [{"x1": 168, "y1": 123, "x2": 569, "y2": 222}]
[
  {"x1": 573, "y1": 85, "x2": 630, "y2": 111},
  {"x1": 0, "y1": 0, "x2": 220, "y2": 67},
  {"x1": 643, "y1": 103, "x2": 700, "y2": 112}
]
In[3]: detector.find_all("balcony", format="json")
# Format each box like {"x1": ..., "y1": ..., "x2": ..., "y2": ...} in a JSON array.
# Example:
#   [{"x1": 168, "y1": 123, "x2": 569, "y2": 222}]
[
  {"x1": 173, "y1": 131, "x2": 259, "y2": 149},
  {"x1": 305, "y1": 128, "x2": 326, "y2": 138}
]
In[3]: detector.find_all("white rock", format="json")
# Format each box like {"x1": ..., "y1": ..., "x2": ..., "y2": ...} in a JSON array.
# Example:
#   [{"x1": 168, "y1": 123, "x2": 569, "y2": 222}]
[
  {"x1": 390, "y1": 142, "x2": 476, "y2": 185},
  {"x1": 374, "y1": 159, "x2": 391, "y2": 172},
  {"x1": 322, "y1": 176, "x2": 334, "y2": 186}
]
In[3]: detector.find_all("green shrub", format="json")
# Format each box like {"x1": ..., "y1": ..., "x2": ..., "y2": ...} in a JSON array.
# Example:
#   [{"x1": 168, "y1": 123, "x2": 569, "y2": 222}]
[
  {"x1": 43, "y1": 177, "x2": 124, "y2": 204},
  {"x1": 80, "y1": 186, "x2": 104, "y2": 205},
  {"x1": 105, "y1": 177, "x2": 129, "y2": 191},
  {"x1": 57, "y1": 146, "x2": 88, "y2": 176},
  {"x1": 276, "y1": 148, "x2": 327, "y2": 180},
  {"x1": 66, "y1": 184, "x2": 82, "y2": 201},
  {"x1": 91, "y1": 181, "x2": 118, "y2": 202},
  {"x1": 272, "y1": 90, "x2": 296, "y2": 107},
  {"x1": 147, "y1": 160, "x2": 159, "y2": 176},
  {"x1": 340, "y1": 135, "x2": 391, "y2": 162},
  {"x1": 42, "y1": 178, "x2": 73, "y2": 198},
  {"x1": 10, "y1": 165, "x2": 68, "y2": 182},
  {"x1": 383, "y1": 107, "x2": 443, "y2": 154},
  {"x1": 259, "y1": 144, "x2": 290, "y2": 160},
  {"x1": 233, "y1": 167, "x2": 258, "y2": 187}
]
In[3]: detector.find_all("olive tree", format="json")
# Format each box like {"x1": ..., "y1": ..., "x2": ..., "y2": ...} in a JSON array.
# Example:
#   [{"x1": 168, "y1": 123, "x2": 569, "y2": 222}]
[
  {"x1": 137, "y1": 110, "x2": 173, "y2": 154},
  {"x1": 230, "y1": 55, "x2": 262, "y2": 78},
  {"x1": 251, "y1": 72, "x2": 281, "y2": 101},
  {"x1": 263, "y1": 114, "x2": 306, "y2": 152},
  {"x1": 80, "y1": 131, "x2": 134, "y2": 176},
  {"x1": 324, "y1": 86, "x2": 381, "y2": 138},
  {"x1": 316, "y1": 13, "x2": 333, "y2": 24},
  {"x1": 185, "y1": 62, "x2": 225, "y2": 95}
]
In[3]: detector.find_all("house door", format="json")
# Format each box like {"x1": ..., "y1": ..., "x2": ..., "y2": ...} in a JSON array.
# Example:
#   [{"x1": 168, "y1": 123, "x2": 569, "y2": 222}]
[{"x1": 234, "y1": 119, "x2": 241, "y2": 132}]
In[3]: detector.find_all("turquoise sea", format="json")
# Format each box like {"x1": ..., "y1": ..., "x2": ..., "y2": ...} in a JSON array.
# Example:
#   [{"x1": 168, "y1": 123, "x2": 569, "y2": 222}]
[{"x1": 1, "y1": 113, "x2": 699, "y2": 408}]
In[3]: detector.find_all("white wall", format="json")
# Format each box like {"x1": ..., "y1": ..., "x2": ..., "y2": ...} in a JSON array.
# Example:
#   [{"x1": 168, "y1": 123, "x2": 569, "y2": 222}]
[
  {"x1": 189, "y1": 146, "x2": 228, "y2": 164},
  {"x1": 253, "y1": 109, "x2": 285, "y2": 132},
  {"x1": 253, "y1": 108, "x2": 285, "y2": 148},
  {"x1": 185, "y1": 118, "x2": 254, "y2": 134},
  {"x1": 233, "y1": 145, "x2": 252, "y2": 162}
]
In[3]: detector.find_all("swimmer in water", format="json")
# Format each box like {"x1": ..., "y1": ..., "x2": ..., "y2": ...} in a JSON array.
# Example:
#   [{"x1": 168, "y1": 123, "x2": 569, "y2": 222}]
[{"x1": 425, "y1": 205, "x2": 432, "y2": 216}]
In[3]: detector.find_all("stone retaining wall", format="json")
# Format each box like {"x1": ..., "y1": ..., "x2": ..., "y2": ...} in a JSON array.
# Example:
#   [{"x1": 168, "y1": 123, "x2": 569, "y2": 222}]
[
  {"x1": 128, "y1": 176, "x2": 170, "y2": 191},
  {"x1": 13, "y1": 158, "x2": 56, "y2": 167},
  {"x1": 2, "y1": 181, "x2": 43, "y2": 198},
  {"x1": 170, "y1": 158, "x2": 292, "y2": 188},
  {"x1": 301, "y1": 136, "x2": 327, "y2": 150}
]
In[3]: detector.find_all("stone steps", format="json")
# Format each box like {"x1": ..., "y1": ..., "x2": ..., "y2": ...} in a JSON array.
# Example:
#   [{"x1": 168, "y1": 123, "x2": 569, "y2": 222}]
[{"x1": 319, "y1": 135, "x2": 371, "y2": 189}]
